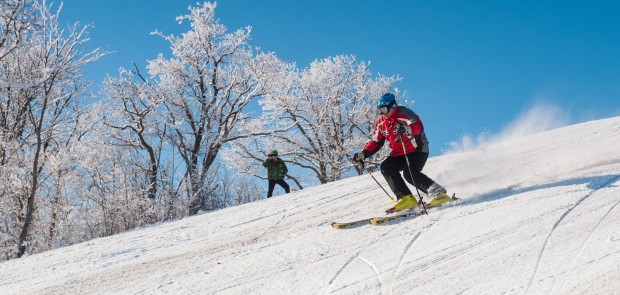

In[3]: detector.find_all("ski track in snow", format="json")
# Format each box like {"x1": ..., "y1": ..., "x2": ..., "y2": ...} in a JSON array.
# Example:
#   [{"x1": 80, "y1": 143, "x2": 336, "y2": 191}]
[
  {"x1": 398, "y1": 221, "x2": 512, "y2": 274},
  {"x1": 327, "y1": 198, "x2": 451, "y2": 294},
  {"x1": 525, "y1": 174, "x2": 620, "y2": 294},
  {"x1": 385, "y1": 204, "x2": 455, "y2": 294},
  {"x1": 389, "y1": 232, "x2": 421, "y2": 294},
  {"x1": 357, "y1": 255, "x2": 385, "y2": 292},
  {"x1": 548, "y1": 178, "x2": 620, "y2": 295},
  {"x1": 326, "y1": 253, "x2": 357, "y2": 287},
  {"x1": 324, "y1": 226, "x2": 401, "y2": 294},
  {"x1": 228, "y1": 211, "x2": 285, "y2": 229}
]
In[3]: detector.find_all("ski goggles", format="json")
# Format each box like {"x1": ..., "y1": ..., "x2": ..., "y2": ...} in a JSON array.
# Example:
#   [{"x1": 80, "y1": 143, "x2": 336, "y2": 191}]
[
  {"x1": 377, "y1": 99, "x2": 396, "y2": 114},
  {"x1": 378, "y1": 106, "x2": 391, "y2": 114}
]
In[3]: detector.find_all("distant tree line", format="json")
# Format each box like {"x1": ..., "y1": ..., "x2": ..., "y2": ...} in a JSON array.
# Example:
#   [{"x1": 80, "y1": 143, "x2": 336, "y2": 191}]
[{"x1": 0, "y1": 0, "x2": 401, "y2": 260}]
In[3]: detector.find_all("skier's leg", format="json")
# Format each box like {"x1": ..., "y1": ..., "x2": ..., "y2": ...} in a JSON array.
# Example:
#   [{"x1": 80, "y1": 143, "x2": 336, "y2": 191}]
[
  {"x1": 267, "y1": 180, "x2": 276, "y2": 198},
  {"x1": 380, "y1": 156, "x2": 412, "y2": 199},
  {"x1": 402, "y1": 152, "x2": 435, "y2": 193},
  {"x1": 277, "y1": 179, "x2": 290, "y2": 193},
  {"x1": 402, "y1": 152, "x2": 448, "y2": 202}
]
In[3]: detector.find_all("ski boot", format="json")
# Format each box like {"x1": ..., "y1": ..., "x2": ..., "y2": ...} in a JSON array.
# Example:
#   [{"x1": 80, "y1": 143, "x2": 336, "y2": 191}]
[
  {"x1": 426, "y1": 183, "x2": 452, "y2": 208},
  {"x1": 385, "y1": 194, "x2": 418, "y2": 214}
]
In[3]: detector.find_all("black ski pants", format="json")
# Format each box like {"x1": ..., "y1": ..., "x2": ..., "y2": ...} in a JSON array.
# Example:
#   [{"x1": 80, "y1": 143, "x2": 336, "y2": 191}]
[
  {"x1": 380, "y1": 152, "x2": 435, "y2": 199},
  {"x1": 267, "y1": 179, "x2": 290, "y2": 198}
]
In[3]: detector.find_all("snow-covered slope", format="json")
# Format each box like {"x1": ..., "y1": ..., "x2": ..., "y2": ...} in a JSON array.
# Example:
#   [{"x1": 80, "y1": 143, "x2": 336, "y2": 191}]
[{"x1": 1, "y1": 117, "x2": 620, "y2": 295}]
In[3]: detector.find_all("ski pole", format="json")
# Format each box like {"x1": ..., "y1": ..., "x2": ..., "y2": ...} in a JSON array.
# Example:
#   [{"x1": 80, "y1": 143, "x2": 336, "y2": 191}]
[
  {"x1": 399, "y1": 134, "x2": 428, "y2": 215},
  {"x1": 348, "y1": 155, "x2": 395, "y2": 202}
]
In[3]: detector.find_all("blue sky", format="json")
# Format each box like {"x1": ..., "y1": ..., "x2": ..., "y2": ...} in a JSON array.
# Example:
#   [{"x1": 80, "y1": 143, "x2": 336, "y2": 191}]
[{"x1": 60, "y1": 0, "x2": 620, "y2": 155}]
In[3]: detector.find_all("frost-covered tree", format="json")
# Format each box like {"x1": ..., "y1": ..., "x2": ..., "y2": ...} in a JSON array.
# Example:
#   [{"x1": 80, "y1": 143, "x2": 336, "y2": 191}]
[
  {"x1": 72, "y1": 128, "x2": 158, "y2": 237},
  {"x1": 0, "y1": 0, "x2": 104, "y2": 258},
  {"x1": 148, "y1": 2, "x2": 291, "y2": 214},
  {"x1": 0, "y1": 0, "x2": 37, "y2": 164},
  {"x1": 224, "y1": 55, "x2": 400, "y2": 185},
  {"x1": 102, "y1": 64, "x2": 165, "y2": 203},
  {"x1": 0, "y1": 0, "x2": 35, "y2": 62}
]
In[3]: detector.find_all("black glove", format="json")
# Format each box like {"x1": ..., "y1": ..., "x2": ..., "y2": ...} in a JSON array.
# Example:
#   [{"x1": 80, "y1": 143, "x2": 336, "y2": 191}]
[
  {"x1": 353, "y1": 151, "x2": 365, "y2": 161},
  {"x1": 395, "y1": 123, "x2": 411, "y2": 135},
  {"x1": 351, "y1": 151, "x2": 366, "y2": 166}
]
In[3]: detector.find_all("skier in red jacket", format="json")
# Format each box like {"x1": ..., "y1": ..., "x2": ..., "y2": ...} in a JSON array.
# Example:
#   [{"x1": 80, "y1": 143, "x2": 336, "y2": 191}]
[{"x1": 354, "y1": 93, "x2": 451, "y2": 213}]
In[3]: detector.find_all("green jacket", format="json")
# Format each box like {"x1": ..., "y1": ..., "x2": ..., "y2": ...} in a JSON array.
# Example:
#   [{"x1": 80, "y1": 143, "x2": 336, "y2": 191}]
[{"x1": 263, "y1": 158, "x2": 288, "y2": 180}]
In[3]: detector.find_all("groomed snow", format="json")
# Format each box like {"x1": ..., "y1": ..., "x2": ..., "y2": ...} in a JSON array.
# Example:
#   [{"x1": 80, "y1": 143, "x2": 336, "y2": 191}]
[{"x1": 1, "y1": 116, "x2": 619, "y2": 294}]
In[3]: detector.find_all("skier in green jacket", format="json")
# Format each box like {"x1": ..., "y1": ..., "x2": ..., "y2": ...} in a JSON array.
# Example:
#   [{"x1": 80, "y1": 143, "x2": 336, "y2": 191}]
[{"x1": 263, "y1": 150, "x2": 290, "y2": 198}]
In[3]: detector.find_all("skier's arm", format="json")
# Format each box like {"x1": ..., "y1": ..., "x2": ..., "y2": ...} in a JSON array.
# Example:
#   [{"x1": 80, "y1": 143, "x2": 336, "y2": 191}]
[
  {"x1": 281, "y1": 162, "x2": 288, "y2": 174},
  {"x1": 262, "y1": 159, "x2": 271, "y2": 167},
  {"x1": 398, "y1": 108, "x2": 423, "y2": 135},
  {"x1": 409, "y1": 114, "x2": 423, "y2": 135},
  {"x1": 362, "y1": 121, "x2": 385, "y2": 158}
]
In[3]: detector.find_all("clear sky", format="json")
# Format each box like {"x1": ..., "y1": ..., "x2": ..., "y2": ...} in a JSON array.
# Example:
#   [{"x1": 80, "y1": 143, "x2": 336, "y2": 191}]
[{"x1": 59, "y1": 0, "x2": 620, "y2": 155}]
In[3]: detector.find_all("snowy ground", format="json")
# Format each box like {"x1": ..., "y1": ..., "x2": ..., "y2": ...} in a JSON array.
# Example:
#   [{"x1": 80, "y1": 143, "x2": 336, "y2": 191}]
[{"x1": 1, "y1": 116, "x2": 619, "y2": 295}]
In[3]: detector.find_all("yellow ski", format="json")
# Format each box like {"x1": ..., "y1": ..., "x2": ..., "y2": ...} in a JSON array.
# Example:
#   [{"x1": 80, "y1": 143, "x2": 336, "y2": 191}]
[{"x1": 331, "y1": 194, "x2": 459, "y2": 229}]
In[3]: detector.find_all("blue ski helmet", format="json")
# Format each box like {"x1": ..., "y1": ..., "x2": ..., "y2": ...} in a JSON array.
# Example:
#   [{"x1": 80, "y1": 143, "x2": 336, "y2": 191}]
[{"x1": 377, "y1": 93, "x2": 397, "y2": 111}]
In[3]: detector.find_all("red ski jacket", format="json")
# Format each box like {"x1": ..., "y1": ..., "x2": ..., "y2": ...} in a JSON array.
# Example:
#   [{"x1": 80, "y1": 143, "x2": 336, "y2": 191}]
[{"x1": 363, "y1": 106, "x2": 429, "y2": 157}]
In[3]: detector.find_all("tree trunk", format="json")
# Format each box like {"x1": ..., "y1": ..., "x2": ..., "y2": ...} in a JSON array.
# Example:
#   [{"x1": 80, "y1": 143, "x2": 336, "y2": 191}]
[{"x1": 16, "y1": 127, "x2": 43, "y2": 258}]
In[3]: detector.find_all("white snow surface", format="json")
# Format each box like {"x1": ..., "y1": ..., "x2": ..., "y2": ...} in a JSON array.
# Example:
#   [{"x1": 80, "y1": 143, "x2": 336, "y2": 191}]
[{"x1": 2, "y1": 117, "x2": 620, "y2": 295}]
